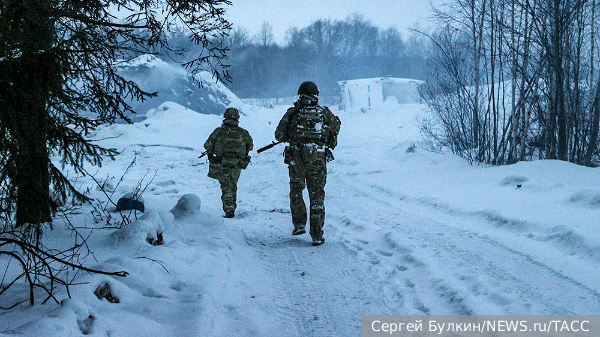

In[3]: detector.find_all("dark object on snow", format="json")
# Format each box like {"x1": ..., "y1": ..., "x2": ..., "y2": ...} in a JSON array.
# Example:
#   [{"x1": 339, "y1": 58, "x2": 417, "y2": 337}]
[
  {"x1": 116, "y1": 195, "x2": 145, "y2": 212},
  {"x1": 94, "y1": 283, "x2": 120, "y2": 303},
  {"x1": 78, "y1": 314, "x2": 95, "y2": 335},
  {"x1": 147, "y1": 232, "x2": 164, "y2": 246}
]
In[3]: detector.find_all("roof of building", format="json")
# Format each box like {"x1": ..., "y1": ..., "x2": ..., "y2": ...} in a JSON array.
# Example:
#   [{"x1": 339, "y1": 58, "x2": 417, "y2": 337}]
[{"x1": 337, "y1": 77, "x2": 424, "y2": 86}]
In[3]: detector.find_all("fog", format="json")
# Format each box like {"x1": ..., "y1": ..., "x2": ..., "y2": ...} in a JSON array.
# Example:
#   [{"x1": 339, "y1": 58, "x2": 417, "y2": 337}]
[{"x1": 219, "y1": 14, "x2": 432, "y2": 100}]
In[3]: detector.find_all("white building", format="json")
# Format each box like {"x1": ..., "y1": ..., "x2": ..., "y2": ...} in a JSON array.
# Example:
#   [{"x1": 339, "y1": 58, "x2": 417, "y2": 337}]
[{"x1": 337, "y1": 77, "x2": 423, "y2": 110}]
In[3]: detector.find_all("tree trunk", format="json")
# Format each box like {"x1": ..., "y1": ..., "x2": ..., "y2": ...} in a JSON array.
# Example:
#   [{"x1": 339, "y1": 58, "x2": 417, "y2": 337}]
[
  {"x1": 546, "y1": 73, "x2": 558, "y2": 159},
  {"x1": 554, "y1": 0, "x2": 568, "y2": 161},
  {"x1": 584, "y1": 73, "x2": 600, "y2": 166},
  {"x1": 471, "y1": 0, "x2": 484, "y2": 157},
  {"x1": 14, "y1": 57, "x2": 52, "y2": 227},
  {"x1": 5, "y1": 0, "x2": 55, "y2": 228}
]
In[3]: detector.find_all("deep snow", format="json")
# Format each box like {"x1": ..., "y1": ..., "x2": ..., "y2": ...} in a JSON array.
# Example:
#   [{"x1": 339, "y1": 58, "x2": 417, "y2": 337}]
[
  {"x1": 117, "y1": 55, "x2": 245, "y2": 119},
  {"x1": 1, "y1": 96, "x2": 600, "y2": 336}
]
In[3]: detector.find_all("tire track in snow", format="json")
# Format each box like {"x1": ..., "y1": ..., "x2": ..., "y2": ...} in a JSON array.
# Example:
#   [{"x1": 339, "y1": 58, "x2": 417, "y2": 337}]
[{"x1": 331, "y1": 174, "x2": 600, "y2": 314}]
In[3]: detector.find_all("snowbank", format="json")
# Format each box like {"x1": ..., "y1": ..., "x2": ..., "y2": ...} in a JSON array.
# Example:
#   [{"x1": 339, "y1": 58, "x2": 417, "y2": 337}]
[{"x1": 117, "y1": 55, "x2": 245, "y2": 118}]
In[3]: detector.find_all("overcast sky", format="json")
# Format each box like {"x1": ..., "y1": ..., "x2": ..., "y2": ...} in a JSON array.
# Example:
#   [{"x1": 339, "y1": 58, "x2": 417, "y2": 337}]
[{"x1": 225, "y1": 0, "x2": 444, "y2": 45}]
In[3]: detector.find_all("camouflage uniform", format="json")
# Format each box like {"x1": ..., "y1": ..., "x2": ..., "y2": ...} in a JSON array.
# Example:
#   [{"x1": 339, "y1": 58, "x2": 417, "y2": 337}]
[
  {"x1": 204, "y1": 109, "x2": 253, "y2": 217},
  {"x1": 275, "y1": 92, "x2": 340, "y2": 243}
]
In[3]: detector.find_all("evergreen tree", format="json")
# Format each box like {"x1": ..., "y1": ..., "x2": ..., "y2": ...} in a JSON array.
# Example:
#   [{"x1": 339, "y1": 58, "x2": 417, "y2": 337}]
[{"x1": 0, "y1": 0, "x2": 231, "y2": 236}]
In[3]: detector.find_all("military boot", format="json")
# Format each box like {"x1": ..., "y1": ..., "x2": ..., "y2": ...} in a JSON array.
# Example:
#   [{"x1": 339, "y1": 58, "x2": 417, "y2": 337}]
[{"x1": 292, "y1": 226, "x2": 306, "y2": 235}]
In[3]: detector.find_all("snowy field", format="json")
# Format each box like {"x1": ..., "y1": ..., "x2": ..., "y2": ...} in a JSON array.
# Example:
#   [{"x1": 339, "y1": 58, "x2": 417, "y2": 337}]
[{"x1": 1, "y1": 98, "x2": 600, "y2": 336}]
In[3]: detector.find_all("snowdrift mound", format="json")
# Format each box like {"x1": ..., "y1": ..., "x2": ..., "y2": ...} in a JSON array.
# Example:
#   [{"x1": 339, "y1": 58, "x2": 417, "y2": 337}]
[
  {"x1": 117, "y1": 55, "x2": 244, "y2": 119},
  {"x1": 170, "y1": 193, "x2": 202, "y2": 220},
  {"x1": 93, "y1": 101, "x2": 224, "y2": 151},
  {"x1": 109, "y1": 211, "x2": 172, "y2": 247}
]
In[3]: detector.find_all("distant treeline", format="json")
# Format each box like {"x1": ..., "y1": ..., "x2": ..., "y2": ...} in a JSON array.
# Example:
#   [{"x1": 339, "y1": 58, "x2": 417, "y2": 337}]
[{"x1": 169, "y1": 14, "x2": 431, "y2": 99}]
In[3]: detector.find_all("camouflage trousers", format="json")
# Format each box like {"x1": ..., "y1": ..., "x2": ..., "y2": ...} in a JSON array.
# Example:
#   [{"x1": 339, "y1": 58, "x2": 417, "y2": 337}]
[
  {"x1": 218, "y1": 167, "x2": 241, "y2": 214},
  {"x1": 287, "y1": 145, "x2": 327, "y2": 240}
]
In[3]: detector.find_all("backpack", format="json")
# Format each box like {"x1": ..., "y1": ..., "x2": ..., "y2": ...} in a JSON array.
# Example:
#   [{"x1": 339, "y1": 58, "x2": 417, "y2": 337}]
[
  {"x1": 212, "y1": 125, "x2": 250, "y2": 168},
  {"x1": 218, "y1": 126, "x2": 247, "y2": 157},
  {"x1": 290, "y1": 105, "x2": 329, "y2": 145}
]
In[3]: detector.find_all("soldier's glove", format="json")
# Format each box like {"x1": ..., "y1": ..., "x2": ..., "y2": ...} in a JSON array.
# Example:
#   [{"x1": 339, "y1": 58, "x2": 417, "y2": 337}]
[
  {"x1": 325, "y1": 148, "x2": 335, "y2": 162},
  {"x1": 327, "y1": 135, "x2": 338, "y2": 150},
  {"x1": 241, "y1": 155, "x2": 251, "y2": 169}
]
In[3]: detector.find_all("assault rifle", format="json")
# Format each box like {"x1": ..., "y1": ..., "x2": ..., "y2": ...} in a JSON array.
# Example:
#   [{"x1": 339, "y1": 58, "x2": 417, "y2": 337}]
[{"x1": 257, "y1": 141, "x2": 283, "y2": 153}]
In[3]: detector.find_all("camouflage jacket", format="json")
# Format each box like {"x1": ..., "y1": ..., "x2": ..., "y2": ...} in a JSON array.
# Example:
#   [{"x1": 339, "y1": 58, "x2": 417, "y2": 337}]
[
  {"x1": 204, "y1": 119, "x2": 253, "y2": 163},
  {"x1": 275, "y1": 101, "x2": 341, "y2": 149}
]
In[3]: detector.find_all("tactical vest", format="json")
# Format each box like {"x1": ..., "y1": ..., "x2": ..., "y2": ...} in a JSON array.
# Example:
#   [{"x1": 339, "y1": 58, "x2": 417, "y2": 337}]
[
  {"x1": 214, "y1": 126, "x2": 247, "y2": 158},
  {"x1": 290, "y1": 105, "x2": 328, "y2": 145}
]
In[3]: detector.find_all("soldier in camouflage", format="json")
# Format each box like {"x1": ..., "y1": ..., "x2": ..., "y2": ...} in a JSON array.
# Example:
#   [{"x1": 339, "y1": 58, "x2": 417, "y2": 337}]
[
  {"x1": 204, "y1": 108, "x2": 253, "y2": 218},
  {"x1": 275, "y1": 81, "x2": 341, "y2": 246}
]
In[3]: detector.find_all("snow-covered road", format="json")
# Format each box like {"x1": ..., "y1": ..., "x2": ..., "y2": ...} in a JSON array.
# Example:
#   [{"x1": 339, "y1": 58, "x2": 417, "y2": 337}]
[
  {"x1": 219, "y1": 138, "x2": 600, "y2": 335},
  {"x1": 3, "y1": 101, "x2": 600, "y2": 336}
]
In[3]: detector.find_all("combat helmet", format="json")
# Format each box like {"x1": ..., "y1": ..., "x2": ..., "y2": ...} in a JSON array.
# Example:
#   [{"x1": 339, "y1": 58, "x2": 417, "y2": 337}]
[
  {"x1": 297, "y1": 81, "x2": 319, "y2": 96},
  {"x1": 223, "y1": 107, "x2": 240, "y2": 120}
]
